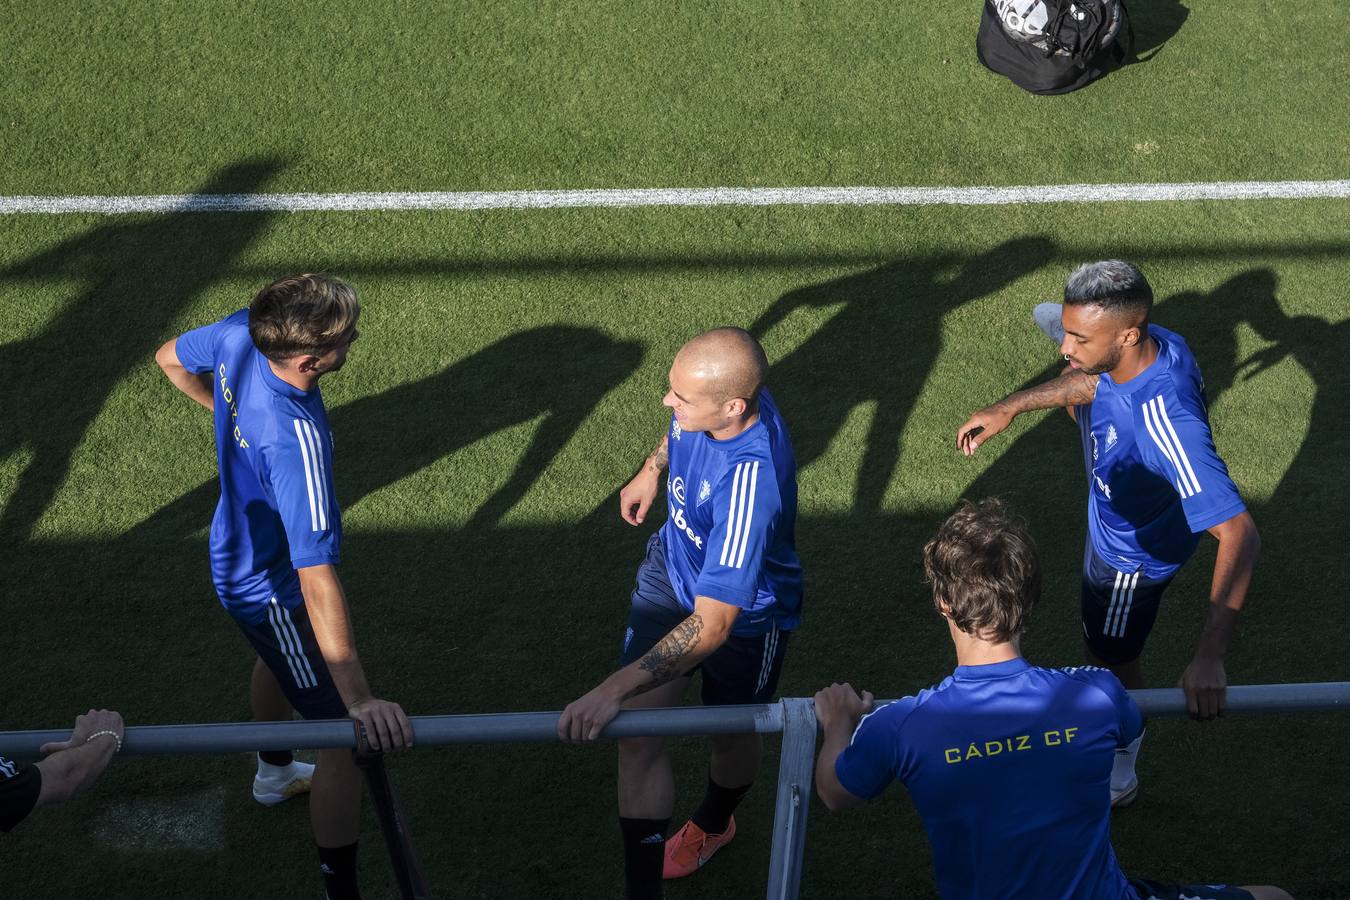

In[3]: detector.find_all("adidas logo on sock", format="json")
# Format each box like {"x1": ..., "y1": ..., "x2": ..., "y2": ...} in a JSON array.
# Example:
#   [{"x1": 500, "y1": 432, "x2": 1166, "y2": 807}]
[{"x1": 639, "y1": 833, "x2": 665, "y2": 844}]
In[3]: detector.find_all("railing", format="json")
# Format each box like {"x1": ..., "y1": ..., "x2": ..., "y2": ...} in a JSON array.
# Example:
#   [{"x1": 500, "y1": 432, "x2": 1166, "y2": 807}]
[{"x1": 4, "y1": 682, "x2": 1349, "y2": 900}]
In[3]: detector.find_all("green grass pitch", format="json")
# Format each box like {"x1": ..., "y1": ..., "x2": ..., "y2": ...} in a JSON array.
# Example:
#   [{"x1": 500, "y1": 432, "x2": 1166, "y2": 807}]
[{"x1": 1, "y1": 2, "x2": 1348, "y2": 897}]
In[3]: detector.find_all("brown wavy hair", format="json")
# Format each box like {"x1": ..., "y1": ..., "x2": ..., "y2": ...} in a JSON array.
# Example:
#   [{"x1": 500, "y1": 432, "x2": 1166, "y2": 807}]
[
  {"x1": 248, "y1": 274, "x2": 360, "y2": 361},
  {"x1": 922, "y1": 498, "x2": 1041, "y2": 642}
]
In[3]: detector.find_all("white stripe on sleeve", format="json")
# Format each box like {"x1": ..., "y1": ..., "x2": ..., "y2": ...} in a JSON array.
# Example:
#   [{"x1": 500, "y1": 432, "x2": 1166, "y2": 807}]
[
  {"x1": 732, "y1": 461, "x2": 760, "y2": 569},
  {"x1": 1141, "y1": 398, "x2": 1194, "y2": 497},
  {"x1": 1154, "y1": 396, "x2": 1203, "y2": 496},
  {"x1": 719, "y1": 463, "x2": 745, "y2": 566},
  {"x1": 299, "y1": 420, "x2": 329, "y2": 530},
  {"x1": 293, "y1": 419, "x2": 319, "y2": 530}
]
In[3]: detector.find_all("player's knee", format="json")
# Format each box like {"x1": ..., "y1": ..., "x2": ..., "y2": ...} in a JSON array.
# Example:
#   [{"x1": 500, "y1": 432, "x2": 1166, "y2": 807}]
[
  {"x1": 316, "y1": 747, "x2": 358, "y2": 775},
  {"x1": 709, "y1": 732, "x2": 760, "y2": 757},
  {"x1": 617, "y1": 735, "x2": 667, "y2": 771}
]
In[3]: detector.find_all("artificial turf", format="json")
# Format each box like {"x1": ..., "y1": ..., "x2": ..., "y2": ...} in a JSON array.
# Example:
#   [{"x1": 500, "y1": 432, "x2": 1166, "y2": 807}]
[{"x1": 2, "y1": 1, "x2": 1349, "y2": 898}]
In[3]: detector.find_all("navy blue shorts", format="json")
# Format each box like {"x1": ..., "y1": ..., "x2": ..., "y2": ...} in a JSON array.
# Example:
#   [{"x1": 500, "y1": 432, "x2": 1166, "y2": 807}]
[
  {"x1": 1129, "y1": 878, "x2": 1254, "y2": 900},
  {"x1": 620, "y1": 534, "x2": 790, "y2": 706},
  {"x1": 231, "y1": 589, "x2": 347, "y2": 720},
  {"x1": 0, "y1": 758, "x2": 40, "y2": 833},
  {"x1": 1081, "y1": 539, "x2": 1175, "y2": 665}
]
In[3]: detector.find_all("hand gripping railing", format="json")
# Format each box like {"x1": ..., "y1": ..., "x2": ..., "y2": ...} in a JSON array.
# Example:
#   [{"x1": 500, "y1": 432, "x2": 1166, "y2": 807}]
[{"x1": 3, "y1": 682, "x2": 1349, "y2": 900}]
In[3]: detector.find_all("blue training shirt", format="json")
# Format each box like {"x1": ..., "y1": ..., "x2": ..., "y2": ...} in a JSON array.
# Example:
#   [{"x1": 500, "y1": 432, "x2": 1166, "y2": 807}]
[
  {"x1": 1077, "y1": 324, "x2": 1246, "y2": 578},
  {"x1": 659, "y1": 389, "x2": 802, "y2": 637},
  {"x1": 175, "y1": 309, "x2": 341, "y2": 624},
  {"x1": 836, "y1": 658, "x2": 1144, "y2": 900}
]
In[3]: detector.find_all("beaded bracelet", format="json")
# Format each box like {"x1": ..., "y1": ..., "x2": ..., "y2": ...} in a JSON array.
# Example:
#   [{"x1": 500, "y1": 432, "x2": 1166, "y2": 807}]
[{"x1": 85, "y1": 730, "x2": 122, "y2": 753}]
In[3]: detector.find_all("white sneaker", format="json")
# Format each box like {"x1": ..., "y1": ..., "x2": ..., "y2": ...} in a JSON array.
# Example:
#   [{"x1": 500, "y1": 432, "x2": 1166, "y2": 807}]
[
  {"x1": 1110, "y1": 776, "x2": 1139, "y2": 808},
  {"x1": 252, "y1": 759, "x2": 315, "y2": 807},
  {"x1": 1032, "y1": 302, "x2": 1065, "y2": 344}
]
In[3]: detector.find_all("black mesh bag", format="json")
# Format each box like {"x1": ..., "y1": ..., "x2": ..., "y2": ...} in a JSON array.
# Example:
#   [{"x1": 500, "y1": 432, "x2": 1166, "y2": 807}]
[{"x1": 976, "y1": 0, "x2": 1134, "y2": 94}]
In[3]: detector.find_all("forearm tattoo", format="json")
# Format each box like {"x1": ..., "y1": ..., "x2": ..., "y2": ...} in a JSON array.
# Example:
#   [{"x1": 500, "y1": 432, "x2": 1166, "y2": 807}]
[
  {"x1": 635, "y1": 614, "x2": 704, "y2": 694},
  {"x1": 1007, "y1": 370, "x2": 1098, "y2": 413},
  {"x1": 647, "y1": 435, "x2": 669, "y2": 474}
]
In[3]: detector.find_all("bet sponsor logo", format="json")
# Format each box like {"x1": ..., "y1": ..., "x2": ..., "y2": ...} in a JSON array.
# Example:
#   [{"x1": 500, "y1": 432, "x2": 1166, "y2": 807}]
[{"x1": 669, "y1": 503, "x2": 703, "y2": 549}]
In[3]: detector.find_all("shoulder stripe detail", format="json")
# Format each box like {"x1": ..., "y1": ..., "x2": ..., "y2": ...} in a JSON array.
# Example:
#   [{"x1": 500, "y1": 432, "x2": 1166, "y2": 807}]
[
  {"x1": 848, "y1": 700, "x2": 898, "y2": 747},
  {"x1": 0, "y1": 757, "x2": 17, "y2": 778},
  {"x1": 719, "y1": 461, "x2": 760, "y2": 568},
  {"x1": 302, "y1": 419, "x2": 331, "y2": 530},
  {"x1": 734, "y1": 460, "x2": 760, "y2": 568},
  {"x1": 293, "y1": 419, "x2": 330, "y2": 531},
  {"x1": 1154, "y1": 396, "x2": 1203, "y2": 494},
  {"x1": 719, "y1": 463, "x2": 744, "y2": 565},
  {"x1": 1141, "y1": 396, "x2": 1199, "y2": 497},
  {"x1": 294, "y1": 420, "x2": 320, "y2": 530}
]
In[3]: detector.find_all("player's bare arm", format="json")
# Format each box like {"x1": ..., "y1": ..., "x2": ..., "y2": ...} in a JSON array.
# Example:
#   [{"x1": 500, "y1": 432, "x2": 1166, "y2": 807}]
[
  {"x1": 155, "y1": 337, "x2": 215, "y2": 412},
  {"x1": 297, "y1": 564, "x2": 413, "y2": 750},
  {"x1": 33, "y1": 709, "x2": 125, "y2": 806},
  {"x1": 558, "y1": 594, "x2": 738, "y2": 743},
  {"x1": 619, "y1": 433, "x2": 669, "y2": 525},
  {"x1": 1180, "y1": 511, "x2": 1261, "y2": 721},
  {"x1": 812, "y1": 683, "x2": 873, "y2": 811},
  {"x1": 957, "y1": 370, "x2": 1099, "y2": 455}
]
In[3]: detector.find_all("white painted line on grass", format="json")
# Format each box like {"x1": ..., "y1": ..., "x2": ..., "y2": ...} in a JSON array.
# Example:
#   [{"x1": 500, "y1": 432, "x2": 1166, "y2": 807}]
[{"x1": 1, "y1": 180, "x2": 1347, "y2": 214}]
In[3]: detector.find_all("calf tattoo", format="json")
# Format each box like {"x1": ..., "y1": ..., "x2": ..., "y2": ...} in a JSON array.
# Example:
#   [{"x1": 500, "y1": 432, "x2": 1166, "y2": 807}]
[{"x1": 636, "y1": 614, "x2": 704, "y2": 692}]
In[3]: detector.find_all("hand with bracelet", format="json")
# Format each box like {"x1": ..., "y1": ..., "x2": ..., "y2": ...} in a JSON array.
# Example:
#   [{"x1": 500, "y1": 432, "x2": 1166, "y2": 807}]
[{"x1": 1, "y1": 709, "x2": 125, "y2": 832}]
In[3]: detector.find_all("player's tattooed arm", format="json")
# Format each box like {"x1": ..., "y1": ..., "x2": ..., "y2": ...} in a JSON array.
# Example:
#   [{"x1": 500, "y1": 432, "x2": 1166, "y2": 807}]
[
  {"x1": 999, "y1": 369, "x2": 1099, "y2": 413},
  {"x1": 957, "y1": 370, "x2": 1098, "y2": 455},
  {"x1": 632, "y1": 614, "x2": 705, "y2": 694},
  {"x1": 646, "y1": 434, "x2": 670, "y2": 475}
]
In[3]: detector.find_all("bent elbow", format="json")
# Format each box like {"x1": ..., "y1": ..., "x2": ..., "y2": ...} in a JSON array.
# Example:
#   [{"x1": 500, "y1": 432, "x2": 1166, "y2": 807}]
[{"x1": 154, "y1": 339, "x2": 178, "y2": 373}]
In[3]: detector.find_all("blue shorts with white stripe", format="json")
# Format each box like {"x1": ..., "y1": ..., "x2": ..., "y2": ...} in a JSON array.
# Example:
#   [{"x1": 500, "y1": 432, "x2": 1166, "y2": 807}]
[
  {"x1": 620, "y1": 533, "x2": 790, "y2": 706},
  {"x1": 232, "y1": 588, "x2": 347, "y2": 720},
  {"x1": 1080, "y1": 538, "x2": 1176, "y2": 665}
]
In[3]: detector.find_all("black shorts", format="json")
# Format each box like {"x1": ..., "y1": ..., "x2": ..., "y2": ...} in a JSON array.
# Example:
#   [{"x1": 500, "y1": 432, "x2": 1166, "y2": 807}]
[
  {"x1": 0, "y1": 758, "x2": 41, "y2": 833},
  {"x1": 1129, "y1": 878, "x2": 1255, "y2": 900},
  {"x1": 1081, "y1": 539, "x2": 1176, "y2": 665},
  {"x1": 620, "y1": 534, "x2": 790, "y2": 706},
  {"x1": 232, "y1": 590, "x2": 347, "y2": 720}
]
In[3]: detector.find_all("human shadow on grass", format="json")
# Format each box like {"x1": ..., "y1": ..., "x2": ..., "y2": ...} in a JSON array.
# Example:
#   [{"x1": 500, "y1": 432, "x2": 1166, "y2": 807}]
[
  {"x1": 0, "y1": 159, "x2": 284, "y2": 557},
  {"x1": 123, "y1": 325, "x2": 644, "y2": 549},
  {"x1": 750, "y1": 237, "x2": 1055, "y2": 517}
]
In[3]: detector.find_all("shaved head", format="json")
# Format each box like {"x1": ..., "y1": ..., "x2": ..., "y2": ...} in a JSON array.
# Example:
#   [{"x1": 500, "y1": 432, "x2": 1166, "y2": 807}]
[{"x1": 673, "y1": 327, "x2": 768, "y2": 405}]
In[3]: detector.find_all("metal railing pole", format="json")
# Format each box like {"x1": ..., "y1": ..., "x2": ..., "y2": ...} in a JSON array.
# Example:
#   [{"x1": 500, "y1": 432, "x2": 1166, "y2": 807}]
[
  {"x1": 765, "y1": 698, "x2": 817, "y2": 900},
  {"x1": 0, "y1": 704, "x2": 786, "y2": 759}
]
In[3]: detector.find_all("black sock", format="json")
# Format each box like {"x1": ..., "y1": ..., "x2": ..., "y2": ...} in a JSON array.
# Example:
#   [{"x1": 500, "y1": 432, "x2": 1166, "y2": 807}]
[
  {"x1": 619, "y1": 816, "x2": 669, "y2": 900},
  {"x1": 690, "y1": 774, "x2": 752, "y2": 835},
  {"x1": 258, "y1": 749, "x2": 293, "y2": 767},
  {"x1": 317, "y1": 842, "x2": 360, "y2": 900}
]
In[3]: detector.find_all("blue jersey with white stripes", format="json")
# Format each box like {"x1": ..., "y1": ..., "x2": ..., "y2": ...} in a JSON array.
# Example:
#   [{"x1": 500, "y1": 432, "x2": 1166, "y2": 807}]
[
  {"x1": 659, "y1": 389, "x2": 802, "y2": 637},
  {"x1": 1076, "y1": 324, "x2": 1246, "y2": 579},
  {"x1": 175, "y1": 310, "x2": 342, "y2": 624},
  {"x1": 836, "y1": 658, "x2": 1143, "y2": 900}
]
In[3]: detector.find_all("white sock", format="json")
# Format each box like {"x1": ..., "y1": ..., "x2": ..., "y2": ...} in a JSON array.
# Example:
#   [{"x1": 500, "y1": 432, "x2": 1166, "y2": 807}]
[
  {"x1": 256, "y1": 756, "x2": 293, "y2": 777},
  {"x1": 1111, "y1": 731, "x2": 1145, "y2": 790}
]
